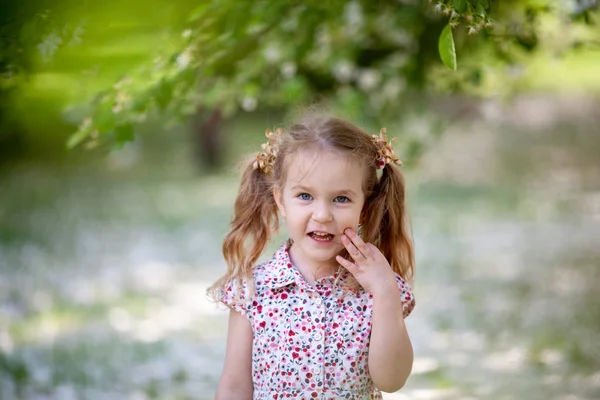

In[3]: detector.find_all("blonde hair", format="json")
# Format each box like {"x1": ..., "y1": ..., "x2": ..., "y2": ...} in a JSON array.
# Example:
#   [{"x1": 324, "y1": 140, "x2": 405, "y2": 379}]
[{"x1": 207, "y1": 115, "x2": 415, "y2": 300}]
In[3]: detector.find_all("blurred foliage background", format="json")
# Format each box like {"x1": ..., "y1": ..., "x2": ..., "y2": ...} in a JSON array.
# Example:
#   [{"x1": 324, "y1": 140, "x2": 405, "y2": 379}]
[{"x1": 1, "y1": 1, "x2": 600, "y2": 399}]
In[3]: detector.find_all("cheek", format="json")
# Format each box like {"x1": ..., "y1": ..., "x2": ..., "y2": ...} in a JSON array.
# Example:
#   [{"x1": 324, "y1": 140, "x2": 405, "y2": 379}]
[{"x1": 342, "y1": 207, "x2": 363, "y2": 227}]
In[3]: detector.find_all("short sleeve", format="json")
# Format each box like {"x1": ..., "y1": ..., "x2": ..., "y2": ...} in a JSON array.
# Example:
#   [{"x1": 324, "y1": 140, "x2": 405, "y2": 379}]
[
  {"x1": 218, "y1": 277, "x2": 253, "y2": 319},
  {"x1": 395, "y1": 274, "x2": 415, "y2": 318}
]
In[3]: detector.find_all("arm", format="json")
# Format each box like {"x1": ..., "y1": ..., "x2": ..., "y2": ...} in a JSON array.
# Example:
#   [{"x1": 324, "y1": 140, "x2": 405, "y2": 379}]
[
  {"x1": 215, "y1": 310, "x2": 254, "y2": 400},
  {"x1": 336, "y1": 228, "x2": 414, "y2": 393},
  {"x1": 368, "y1": 284, "x2": 413, "y2": 392}
]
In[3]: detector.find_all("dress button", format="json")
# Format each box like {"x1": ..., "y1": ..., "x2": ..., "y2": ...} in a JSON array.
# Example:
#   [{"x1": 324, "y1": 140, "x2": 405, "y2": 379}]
[
  {"x1": 315, "y1": 297, "x2": 323, "y2": 305},
  {"x1": 312, "y1": 366, "x2": 322, "y2": 375},
  {"x1": 314, "y1": 332, "x2": 323, "y2": 341}
]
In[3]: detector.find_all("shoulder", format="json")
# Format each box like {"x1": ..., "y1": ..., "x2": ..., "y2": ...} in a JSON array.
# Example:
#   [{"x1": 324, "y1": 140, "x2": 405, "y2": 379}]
[
  {"x1": 394, "y1": 273, "x2": 416, "y2": 318},
  {"x1": 252, "y1": 260, "x2": 273, "y2": 283},
  {"x1": 217, "y1": 264, "x2": 269, "y2": 321},
  {"x1": 219, "y1": 243, "x2": 292, "y2": 314},
  {"x1": 252, "y1": 243, "x2": 295, "y2": 289},
  {"x1": 218, "y1": 276, "x2": 254, "y2": 317}
]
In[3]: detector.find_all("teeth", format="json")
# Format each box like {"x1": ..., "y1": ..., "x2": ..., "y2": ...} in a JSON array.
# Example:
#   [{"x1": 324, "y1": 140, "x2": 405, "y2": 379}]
[{"x1": 310, "y1": 232, "x2": 333, "y2": 242}]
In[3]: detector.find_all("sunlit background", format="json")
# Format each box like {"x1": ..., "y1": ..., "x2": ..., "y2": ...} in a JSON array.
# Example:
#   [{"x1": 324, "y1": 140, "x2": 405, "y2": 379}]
[{"x1": 1, "y1": 1, "x2": 599, "y2": 399}]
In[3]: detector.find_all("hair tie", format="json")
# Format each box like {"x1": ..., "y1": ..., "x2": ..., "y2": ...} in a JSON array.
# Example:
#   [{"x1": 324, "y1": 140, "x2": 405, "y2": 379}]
[
  {"x1": 253, "y1": 128, "x2": 281, "y2": 175},
  {"x1": 372, "y1": 128, "x2": 402, "y2": 169}
]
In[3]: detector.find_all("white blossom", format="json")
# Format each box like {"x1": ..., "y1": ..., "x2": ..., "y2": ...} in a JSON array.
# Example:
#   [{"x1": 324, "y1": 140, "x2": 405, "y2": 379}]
[
  {"x1": 280, "y1": 62, "x2": 297, "y2": 78},
  {"x1": 68, "y1": 25, "x2": 85, "y2": 46},
  {"x1": 357, "y1": 69, "x2": 381, "y2": 91},
  {"x1": 344, "y1": 1, "x2": 364, "y2": 28},
  {"x1": 333, "y1": 61, "x2": 355, "y2": 83},
  {"x1": 37, "y1": 31, "x2": 63, "y2": 62},
  {"x1": 263, "y1": 44, "x2": 281, "y2": 63},
  {"x1": 176, "y1": 48, "x2": 192, "y2": 70},
  {"x1": 241, "y1": 96, "x2": 257, "y2": 112}
]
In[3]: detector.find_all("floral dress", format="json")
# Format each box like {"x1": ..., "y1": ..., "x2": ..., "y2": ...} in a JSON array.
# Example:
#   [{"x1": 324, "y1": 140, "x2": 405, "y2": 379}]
[{"x1": 219, "y1": 242, "x2": 415, "y2": 400}]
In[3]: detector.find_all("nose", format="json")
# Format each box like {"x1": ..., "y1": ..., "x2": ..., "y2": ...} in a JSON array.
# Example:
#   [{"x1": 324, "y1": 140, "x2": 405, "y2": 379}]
[{"x1": 311, "y1": 201, "x2": 333, "y2": 223}]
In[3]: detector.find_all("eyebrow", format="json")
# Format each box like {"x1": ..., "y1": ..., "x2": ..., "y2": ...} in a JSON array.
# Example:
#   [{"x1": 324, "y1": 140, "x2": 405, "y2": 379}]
[{"x1": 290, "y1": 184, "x2": 358, "y2": 197}]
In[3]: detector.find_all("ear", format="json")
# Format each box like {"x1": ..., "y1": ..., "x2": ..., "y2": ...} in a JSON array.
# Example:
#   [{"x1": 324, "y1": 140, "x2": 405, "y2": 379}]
[{"x1": 273, "y1": 186, "x2": 286, "y2": 219}]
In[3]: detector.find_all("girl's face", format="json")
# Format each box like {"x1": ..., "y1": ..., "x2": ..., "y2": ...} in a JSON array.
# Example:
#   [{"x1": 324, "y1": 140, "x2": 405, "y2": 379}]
[{"x1": 274, "y1": 148, "x2": 367, "y2": 273}]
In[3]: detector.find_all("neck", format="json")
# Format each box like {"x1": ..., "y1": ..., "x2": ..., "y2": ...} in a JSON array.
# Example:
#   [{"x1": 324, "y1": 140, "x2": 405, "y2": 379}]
[{"x1": 287, "y1": 245, "x2": 338, "y2": 285}]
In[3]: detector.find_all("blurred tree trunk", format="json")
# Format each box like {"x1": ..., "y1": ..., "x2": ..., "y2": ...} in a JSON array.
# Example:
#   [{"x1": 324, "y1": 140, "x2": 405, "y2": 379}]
[{"x1": 191, "y1": 108, "x2": 223, "y2": 171}]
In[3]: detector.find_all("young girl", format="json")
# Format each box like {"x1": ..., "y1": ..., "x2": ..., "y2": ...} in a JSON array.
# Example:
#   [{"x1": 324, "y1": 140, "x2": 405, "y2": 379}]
[{"x1": 209, "y1": 115, "x2": 416, "y2": 400}]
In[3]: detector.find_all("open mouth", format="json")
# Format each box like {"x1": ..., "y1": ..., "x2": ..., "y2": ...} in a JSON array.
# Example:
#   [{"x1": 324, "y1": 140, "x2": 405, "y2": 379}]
[{"x1": 308, "y1": 231, "x2": 335, "y2": 242}]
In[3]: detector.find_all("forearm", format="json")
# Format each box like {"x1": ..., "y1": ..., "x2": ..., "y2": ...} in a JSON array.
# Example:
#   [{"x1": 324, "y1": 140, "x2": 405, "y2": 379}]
[{"x1": 368, "y1": 289, "x2": 413, "y2": 392}]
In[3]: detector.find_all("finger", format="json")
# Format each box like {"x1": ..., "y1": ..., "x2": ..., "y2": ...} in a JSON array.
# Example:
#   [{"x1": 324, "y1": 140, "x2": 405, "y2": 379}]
[
  {"x1": 341, "y1": 234, "x2": 366, "y2": 261},
  {"x1": 336, "y1": 255, "x2": 359, "y2": 275},
  {"x1": 366, "y1": 243, "x2": 381, "y2": 253},
  {"x1": 344, "y1": 228, "x2": 372, "y2": 258}
]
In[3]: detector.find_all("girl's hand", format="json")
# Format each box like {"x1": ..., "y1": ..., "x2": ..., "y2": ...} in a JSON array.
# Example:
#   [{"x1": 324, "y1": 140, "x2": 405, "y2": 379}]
[{"x1": 336, "y1": 228, "x2": 397, "y2": 296}]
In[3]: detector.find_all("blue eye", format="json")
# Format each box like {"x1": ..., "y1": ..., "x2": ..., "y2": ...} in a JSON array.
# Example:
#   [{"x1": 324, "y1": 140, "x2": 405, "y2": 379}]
[
  {"x1": 334, "y1": 196, "x2": 350, "y2": 203},
  {"x1": 298, "y1": 193, "x2": 313, "y2": 201}
]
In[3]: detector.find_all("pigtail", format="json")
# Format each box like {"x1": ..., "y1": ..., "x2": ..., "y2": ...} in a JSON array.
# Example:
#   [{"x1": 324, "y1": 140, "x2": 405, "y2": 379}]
[
  {"x1": 207, "y1": 159, "x2": 279, "y2": 301},
  {"x1": 361, "y1": 164, "x2": 415, "y2": 284}
]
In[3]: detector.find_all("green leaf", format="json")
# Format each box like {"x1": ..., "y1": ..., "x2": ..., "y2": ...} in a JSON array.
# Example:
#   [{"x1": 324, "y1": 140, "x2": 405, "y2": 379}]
[
  {"x1": 66, "y1": 128, "x2": 89, "y2": 149},
  {"x1": 188, "y1": 3, "x2": 210, "y2": 22},
  {"x1": 243, "y1": 82, "x2": 260, "y2": 97},
  {"x1": 479, "y1": 0, "x2": 489, "y2": 9},
  {"x1": 115, "y1": 123, "x2": 134, "y2": 146},
  {"x1": 155, "y1": 79, "x2": 173, "y2": 111},
  {"x1": 439, "y1": 24, "x2": 457, "y2": 71},
  {"x1": 477, "y1": 4, "x2": 487, "y2": 17},
  {"x1": 131, "y1": 94, "x2": 149, "y2": 112},
  {"x1": 95, "y1": 107, "x2": 116, "y2": 133},
  {"x1": 454, "y1": 0, "x2": 466, "y2": 13}
]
